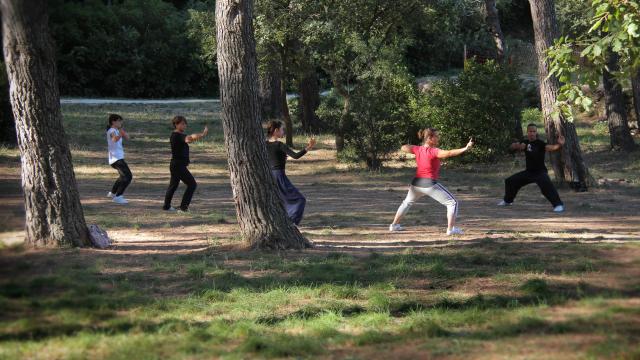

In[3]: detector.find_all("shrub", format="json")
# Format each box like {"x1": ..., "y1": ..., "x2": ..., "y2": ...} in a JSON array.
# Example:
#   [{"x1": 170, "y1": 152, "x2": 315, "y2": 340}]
[
  {"x1": 414, "y1": 60, "x2": 523, "y2": 162},
  {"x1": 341, "y1": 64, "x2": 417, "y2": 170}
]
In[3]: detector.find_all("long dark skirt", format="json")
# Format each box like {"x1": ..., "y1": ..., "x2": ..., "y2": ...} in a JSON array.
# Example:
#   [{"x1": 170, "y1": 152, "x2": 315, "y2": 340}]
[{"x1": 271, "y1": 169, "x2": 306, "y2": 225}]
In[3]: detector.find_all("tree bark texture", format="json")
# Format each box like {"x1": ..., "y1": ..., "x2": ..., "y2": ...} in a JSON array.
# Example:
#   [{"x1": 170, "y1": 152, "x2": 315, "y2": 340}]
[
  {"x1": 297, "y1": 70, "x2": 322, "y2": 133},
  {"x1": 603, "y1": 52, "x2": 636, "y2": 151},
  {"x1": 279, "y1": 49, "x2": 293, "y2": 146},
  {"x1": 483, "y1": 0, "x2": 506, "y2": 62},
  {"x1": 258, "y1": 56, "x2": 283, "y2": 120},
  {"x1": 1, "y1": 0, "x2": 90, "y2": 247},
  {"x1": 529, "y1": 0, "x2": 590, "y2": 188},
  {"x1": 631, "y1": 68, "x2": 640, "y2": 128},
  {"x1": 215, "y1": 0, "x2": 311, "y2": 250}
]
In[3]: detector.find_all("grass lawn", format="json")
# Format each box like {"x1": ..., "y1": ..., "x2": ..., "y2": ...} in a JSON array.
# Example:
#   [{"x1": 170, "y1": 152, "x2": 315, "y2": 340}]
[{"x1": 0, "y1": 102, "x2": 639, "y2": 359}]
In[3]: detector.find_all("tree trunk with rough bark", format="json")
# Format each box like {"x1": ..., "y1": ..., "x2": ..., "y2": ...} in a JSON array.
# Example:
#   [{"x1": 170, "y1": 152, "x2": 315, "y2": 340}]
[
  {"x1": 297, "y1": 70, "x2": 322, "y2": 133},
  {"x1": 631, "y1": 69, "x2": 640, "y2": 129},
  {"x1": 529, "y1": 0, "x2": 590, "y2": 190},
  {"x1": 279, "y1": 49, "x2": 293, "y2": 146},
  {"x1": 1, "y1": 0, "x2": 90, "y2": 247},
  {"x1": 603, "y1": 52, "x2": 636, "y2": 151},
  {"x1": 483, "y1": 0, "x2": 506, "y2": 62},
  {"x1": 258, "y1": 56, "x2": 283, "y2": 120},
  {"x1": 215, "y1": 0, "x2": 311, "y2": 250}
]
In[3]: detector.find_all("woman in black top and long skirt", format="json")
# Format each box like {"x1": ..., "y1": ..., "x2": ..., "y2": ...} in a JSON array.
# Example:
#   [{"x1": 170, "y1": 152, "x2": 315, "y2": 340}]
[
  {"x1": 163, "y1": 116, "x2": 208, "y2": 212},
  {"x1": 266, "y1": 120, "x2": 316, "y2": 225}
]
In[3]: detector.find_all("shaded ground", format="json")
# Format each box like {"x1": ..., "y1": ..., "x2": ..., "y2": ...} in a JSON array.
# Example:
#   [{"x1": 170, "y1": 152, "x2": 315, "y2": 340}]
[{"x1": 0, "y1": 103, "x2": 639, "y2": 359}]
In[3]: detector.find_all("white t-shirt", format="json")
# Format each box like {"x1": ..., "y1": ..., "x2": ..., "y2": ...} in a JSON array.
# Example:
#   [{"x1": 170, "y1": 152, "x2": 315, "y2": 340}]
[{"x1": 107, "y1": 128, "x2": 124, "y2": 164}]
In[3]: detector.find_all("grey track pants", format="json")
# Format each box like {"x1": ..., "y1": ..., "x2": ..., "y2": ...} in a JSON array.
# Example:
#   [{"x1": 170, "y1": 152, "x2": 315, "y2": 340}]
[{"x1": 394, "y1": 184, "x2": 459, "y2": 221}]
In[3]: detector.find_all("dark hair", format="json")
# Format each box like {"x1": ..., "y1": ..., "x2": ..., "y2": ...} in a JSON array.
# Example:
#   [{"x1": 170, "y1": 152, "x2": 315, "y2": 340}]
[
  {"x1": 172, "y1": 115, "x2": 187, "y2": 129},
  {"x1": 527, "y1": 123, "x2": 537, "y2": 129},
  {"x1": 106, "y1": 114, "x2": 123, "y2": 131},
  {"x1": 417, "y1": 128, "x2": 437, "y2": 142},
  {"x1": 266, "y1": 120, "x2": 282, "y2": 136}
]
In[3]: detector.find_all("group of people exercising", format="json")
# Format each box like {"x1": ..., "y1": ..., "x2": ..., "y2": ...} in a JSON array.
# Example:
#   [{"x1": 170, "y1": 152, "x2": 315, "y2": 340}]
[{"x1": 106, "y1": 113, "x2": 565, "y2": 235}]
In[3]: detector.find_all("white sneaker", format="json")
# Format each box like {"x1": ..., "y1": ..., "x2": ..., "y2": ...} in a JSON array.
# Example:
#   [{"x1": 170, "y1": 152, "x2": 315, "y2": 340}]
[
  {"x1": 389, "y1": 224, "x2": 403, "y2": 232},
  {"x1": 446, "y1": 227, "x2": 464, "y2": 236},
  {"x1": 107, "y1": 191, "x2": 115, "y2": 198},
  {"x1": 164, "y1": 206, "x2": 176, "y2": 211},
  {"x1": 497, "y1": 200, "x2": 512, "y2": 206},
  {"x1": 112, "y1": 196, "x2": 128, "y2": 204},
  {"x1": 553, "y1": 205, "x2": 565, "y2": 213}
]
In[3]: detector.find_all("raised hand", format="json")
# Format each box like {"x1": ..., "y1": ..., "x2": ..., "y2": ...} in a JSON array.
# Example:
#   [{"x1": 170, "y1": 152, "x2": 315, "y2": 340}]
[
  {"x1": 306, "y1": 137, "x2": 317, "y2": 150},
  {"x1": 465, "y1": 137, "x2": 474, "y2": 150}
]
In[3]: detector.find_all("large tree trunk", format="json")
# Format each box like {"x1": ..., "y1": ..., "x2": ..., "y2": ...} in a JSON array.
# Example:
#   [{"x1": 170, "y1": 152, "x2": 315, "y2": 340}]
[
  {"x1": 297, "y1": 70, "x2": 322, "y2": 133},
  {"x1": 529, "y1": 0, "x2": 590, "y2": 190},
  {"x1": 483, "y1": 0, "x2": 506, "y2": 63},
  {"x1": 603, "y1": 52, "x2": 636, "y2": 151},
  {"x1": 631, "y1": 68, "x2": 640, "y2": 129},
  {"x1": 215, "y1": 0, "x2": 311, "y2": 250},
  {"x1": 1, "y1": 0, "x2": 89, "y2": 247},
  {"x1": 279, "y1": 49, "x2": 294, "y2": 146},
  {"x1": 258, "y1": 55, "x2": 283, "y2": 120}
]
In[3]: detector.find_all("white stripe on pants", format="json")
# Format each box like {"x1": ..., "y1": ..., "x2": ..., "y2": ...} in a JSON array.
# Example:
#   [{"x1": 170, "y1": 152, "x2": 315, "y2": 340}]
[{"x1": 394, "y1": 184, "x2": 458, "y2": 221}]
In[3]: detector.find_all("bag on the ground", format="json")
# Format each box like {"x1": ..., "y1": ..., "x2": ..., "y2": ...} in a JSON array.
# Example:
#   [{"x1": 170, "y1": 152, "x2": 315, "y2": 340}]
[{"x1": 88, "y1": 224, "x2": 111, "y2": 249}]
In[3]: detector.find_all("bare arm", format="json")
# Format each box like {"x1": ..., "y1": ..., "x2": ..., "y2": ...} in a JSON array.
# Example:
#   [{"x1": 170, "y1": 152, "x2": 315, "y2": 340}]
[
  {"x1": 186, "y1": 126, "x2": 208, "y2": 143},
  {"x1": 110, "y1": 129, "x2": 125, "y2": 142},
  {"x1": 436, "y1": 138, "x2": 474, "y2": 159},
  {"x1": 400, "y1": 145, "x2": 415, "y2": 154},
  {"x1": 545, "y1": 135, "x2": 565, "y2": 152}
]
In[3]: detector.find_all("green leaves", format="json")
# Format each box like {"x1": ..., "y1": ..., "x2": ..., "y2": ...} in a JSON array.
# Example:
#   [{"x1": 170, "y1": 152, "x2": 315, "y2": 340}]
[{"x1": 546, "y1": 0, "x2": 640, "y2": 115}]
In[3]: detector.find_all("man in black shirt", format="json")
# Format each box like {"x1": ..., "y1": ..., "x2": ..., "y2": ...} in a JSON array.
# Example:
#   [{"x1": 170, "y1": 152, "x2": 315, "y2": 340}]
[{"x1": 498, "y1": 123, "x2": 565, "y2": 212}]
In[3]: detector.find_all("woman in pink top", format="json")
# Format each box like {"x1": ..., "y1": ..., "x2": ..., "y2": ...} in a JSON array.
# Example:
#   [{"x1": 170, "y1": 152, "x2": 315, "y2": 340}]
[{"x1": 389, "y1": 128, "x2": 473, "y2": 235}]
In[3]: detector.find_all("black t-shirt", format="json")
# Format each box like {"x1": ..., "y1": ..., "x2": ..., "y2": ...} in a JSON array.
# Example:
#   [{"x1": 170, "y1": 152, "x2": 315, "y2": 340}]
[
  {"x1": 266, "y1": 141, "x2": 307, "y2": 170},
  {"x1": 523, "y1": 139, "x2": 547, "y2": 172},
  {"x1": 170, "y1": 132, "x2": 189, "y2": 166}
]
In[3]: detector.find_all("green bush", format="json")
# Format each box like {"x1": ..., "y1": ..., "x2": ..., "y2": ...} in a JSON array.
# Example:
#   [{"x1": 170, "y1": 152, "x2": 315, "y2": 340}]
[
  {"x1": 49, "y1": 0, "x2": 217, "y2": 98},
  {"x1": 414, "y1": 60, "x2": 523, "y2": 162},
  {"x1": 521, "y1": 107, "x2": 543, "y2": 127},
  {"x1": 342, "y1": 64, "x2": 417, "y2": 170}
]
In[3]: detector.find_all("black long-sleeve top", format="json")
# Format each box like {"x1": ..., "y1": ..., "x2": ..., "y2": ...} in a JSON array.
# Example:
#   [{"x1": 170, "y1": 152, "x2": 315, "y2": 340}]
[{"x1": 266, "y1": 140, "x2": 307, "y2": 170}]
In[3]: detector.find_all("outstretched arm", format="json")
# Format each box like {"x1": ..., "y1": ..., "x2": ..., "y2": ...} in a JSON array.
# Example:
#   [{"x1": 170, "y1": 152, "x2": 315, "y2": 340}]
[
  {"x1": 545, "y1": 135, "x2": 565, "y2": 152},
  {"x1": 510, "y1": 142, "x2": 526, "y2": 151},
  {"x1": 437, "y1": 138, "x2": 474, "y2": 159},
  {"x1": 400, "y1": 145, "x2": 415, "y2": 154},
  {"x1": 186, "y1": 126, "x2": 208, "y2": 143},
  {"x1": 284, "y1": 137, "x2": 315, "y2": 159}
]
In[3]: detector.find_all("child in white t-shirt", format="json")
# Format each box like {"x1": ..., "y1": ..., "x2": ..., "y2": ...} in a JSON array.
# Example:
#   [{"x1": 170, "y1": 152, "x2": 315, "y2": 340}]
[{"x1": 106, "y1": 114, "x2": 132, "y2": 204}]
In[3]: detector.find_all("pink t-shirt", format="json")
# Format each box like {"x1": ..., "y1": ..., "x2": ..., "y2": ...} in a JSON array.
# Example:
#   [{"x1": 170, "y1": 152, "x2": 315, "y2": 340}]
[{"x1": 412, "y1": 146, "x2": 441, "y2": 180}]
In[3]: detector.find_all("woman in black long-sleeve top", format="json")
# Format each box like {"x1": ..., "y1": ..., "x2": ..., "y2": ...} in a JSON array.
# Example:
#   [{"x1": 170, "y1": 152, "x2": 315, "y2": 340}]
[{"x1": 265, "y1": 120, "x2": 316, "y2": 225}]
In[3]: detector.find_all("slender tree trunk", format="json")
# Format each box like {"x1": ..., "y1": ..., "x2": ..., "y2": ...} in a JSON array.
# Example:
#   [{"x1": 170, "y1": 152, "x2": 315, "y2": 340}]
[
  {"x1": 333, "y1": 79, "x2": 350, "y2": 152},
  {"x1": 258, "y1": 56, "x2": 283, "y2": 120},
  {"x1": 603, "y1": 52, "x2": 636, "y2": 151},
  {"x1": 1, "y1": 0, "x2": 90, "y2": 247},
  {"x1": 216, "y1": 0, "x2": 311, "y2": 250},
  {"x1": 631, "y1": 69, "x2": 640, "y2": 129},
  {"x1": 529, "y1": 0, "x2": 590, "y2": 189},
  {"x1": 483, "y1": 0, "x2": 506, "y2": 62},
  {"x1": 279, "y1": 49, "x2": 293, "y2": 146},
  {"x1": 297, "y1": 70, "x2": 322, "y2": 133}
]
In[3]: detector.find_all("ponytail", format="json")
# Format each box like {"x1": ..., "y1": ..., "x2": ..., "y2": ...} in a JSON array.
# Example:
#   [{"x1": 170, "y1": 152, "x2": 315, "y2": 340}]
[
  {"x1": 417, "y1": 128, "x2": 437, "y2": 142},
  {"x1": 266, "y1": 120, "x2": 282, "y2": 136}
]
